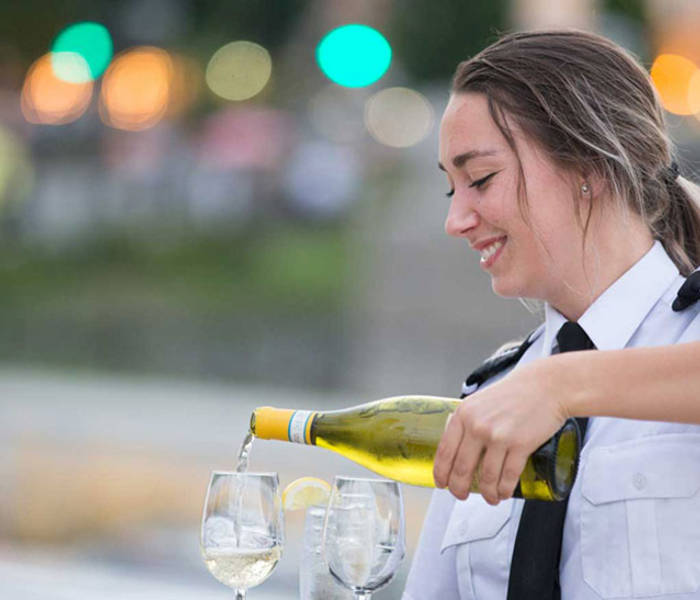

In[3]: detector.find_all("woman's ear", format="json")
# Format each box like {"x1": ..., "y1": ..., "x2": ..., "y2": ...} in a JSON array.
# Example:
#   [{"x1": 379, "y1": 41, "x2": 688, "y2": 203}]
[
  {"x1": 578, "y1": 169, "x2": 606, "y2": 200},
  {"x1": 569, "y1": 169, "x2": 603, "y2": 228}
]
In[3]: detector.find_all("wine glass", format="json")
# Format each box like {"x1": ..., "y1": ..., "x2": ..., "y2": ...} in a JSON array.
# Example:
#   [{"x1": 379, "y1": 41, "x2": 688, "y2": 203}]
[
  {"x1": 200, "y1": 471, "x2": 284, "y2": 600},
  {"x1": 322, "y1": 476, "x2": 406, "y2": 600}
]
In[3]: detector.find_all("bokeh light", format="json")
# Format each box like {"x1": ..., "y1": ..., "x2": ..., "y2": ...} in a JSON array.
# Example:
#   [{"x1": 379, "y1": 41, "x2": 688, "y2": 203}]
[
  {"x1": 689, "y1": 70, "x2": 700, "y2": 118},
  {"x1": 100, "y1": 47, "x2": 173, "y2": 131},
  {"x1": 50, "y1": 52, "x2": 92, "y2": 85},
  {"x1": 205, "y1": 41, "x2": 271, "y2": 101},
  {"x1": 198, "y1": 107, "x2": 293, "y2": 170},
  {"x1": 650, "y1": 53, "x2": 699, "y2": 115},
  {"x1": 51, "y1": 22, "x2": 113, "y2": 82},
  {"x1": 166, "y1": 53, "x2": 203, "y2": 118},
  {"x1": 308, "y1": 84, "x2": 366, "y2": 143},
  {"x1": 316, "y1": 24, "x2": 391, "y2": 88},
  {"x1": 364, "y1": 87, "x2": 434, "y2": 148},
  {"x1": 21, "y1": 53, "x2": 93, "y2": 125}
]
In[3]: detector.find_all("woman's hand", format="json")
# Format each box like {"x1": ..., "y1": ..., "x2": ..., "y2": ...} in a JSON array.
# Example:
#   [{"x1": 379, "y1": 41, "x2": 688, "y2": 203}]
[{"x1": 433, "y1": 357, "x2": 570, "y2": 505}]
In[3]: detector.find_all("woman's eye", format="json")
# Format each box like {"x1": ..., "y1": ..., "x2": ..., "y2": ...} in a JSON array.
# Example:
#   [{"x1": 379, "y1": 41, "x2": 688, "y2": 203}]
[
  {"x1": 444, "y1": 170, "x2": 499, "y2": 197},
  {"x1": 469, "y1": 171, "x2": 499, "y2": 189}
]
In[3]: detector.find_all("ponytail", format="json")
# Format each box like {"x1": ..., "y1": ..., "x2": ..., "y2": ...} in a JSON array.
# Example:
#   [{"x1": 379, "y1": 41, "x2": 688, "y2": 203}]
[{"x1": 653, "y1": 169, "x2": 700, "y2": 276}]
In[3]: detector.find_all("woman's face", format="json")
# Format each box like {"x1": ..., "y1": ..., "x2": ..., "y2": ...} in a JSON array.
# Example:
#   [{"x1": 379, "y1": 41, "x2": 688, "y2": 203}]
[{"x1": 438, "y1": 92, "x2": 587, "y2": 303}]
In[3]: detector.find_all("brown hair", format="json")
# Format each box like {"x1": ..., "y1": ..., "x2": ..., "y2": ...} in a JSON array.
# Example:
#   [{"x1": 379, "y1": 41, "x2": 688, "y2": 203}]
[{"x1": 451, "y1": 29, "x2": 700, "y2": 276}]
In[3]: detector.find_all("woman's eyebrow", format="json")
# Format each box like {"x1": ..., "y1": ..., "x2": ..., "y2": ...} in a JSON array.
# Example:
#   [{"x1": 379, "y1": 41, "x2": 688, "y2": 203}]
[{"x1": 438, "y1": 149, "x2": 499, "y2": 171}]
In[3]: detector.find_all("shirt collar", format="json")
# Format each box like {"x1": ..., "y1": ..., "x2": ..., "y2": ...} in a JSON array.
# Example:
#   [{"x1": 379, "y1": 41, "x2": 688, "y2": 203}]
[{"x1": 542, "y1": 241, "x2": 679, "y2": 355}]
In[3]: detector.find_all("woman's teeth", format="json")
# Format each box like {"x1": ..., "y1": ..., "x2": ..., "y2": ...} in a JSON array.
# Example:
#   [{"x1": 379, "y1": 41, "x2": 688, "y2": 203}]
[{"x1": 480, "y1": 238, "x2": 505, "y2": 263}]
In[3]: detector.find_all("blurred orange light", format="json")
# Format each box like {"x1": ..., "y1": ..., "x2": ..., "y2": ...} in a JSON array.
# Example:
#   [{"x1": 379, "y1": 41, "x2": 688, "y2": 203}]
[
  {"x1": 21, "y1": 53, "x2": 92, "y2": 125},
  {"x1": 689, "y1": 70, "x2": 700, "y2": 117},
  {"x1": 166, "y1": 53, "x2": 203, "y2": 118},
  {"x1": 650, "y1": 54, "x2": 698, "y2": 115},
  {"x1": 100, "y1": 47, "x2": 173, "y2": 131}
]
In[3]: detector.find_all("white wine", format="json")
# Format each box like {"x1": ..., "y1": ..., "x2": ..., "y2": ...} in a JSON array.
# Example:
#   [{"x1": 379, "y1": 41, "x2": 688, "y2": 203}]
[
  {"x1": 203, "y1": 546, "x2": 282, "y2": 590},
  {"x1": 236, "y1": 431, "x2": 253, "y2": 472},
  {"x1": 251, "y1": 395, "x2": 580, "y2": 501}
]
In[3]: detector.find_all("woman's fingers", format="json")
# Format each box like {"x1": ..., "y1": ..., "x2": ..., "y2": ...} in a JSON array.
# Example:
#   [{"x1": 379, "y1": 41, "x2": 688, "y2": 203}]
[
  {"x1": 435, "y1": 404, "x2": 508, "y2": 500},
  {"x1": 433, "y1": 411, "x2": 464, "y2": 488},
  {"x1": 498, "y1": 450, "x2": 529, "y2": 500},
  {"x1": 447, "y1": 433, "x2": 484, "y2": 500},
  {"x1": 477, "y1": 443, "x2": 508, "y2": 505}
]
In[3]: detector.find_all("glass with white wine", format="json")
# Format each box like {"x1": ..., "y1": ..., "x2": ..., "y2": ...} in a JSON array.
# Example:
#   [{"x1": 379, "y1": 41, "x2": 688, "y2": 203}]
[{"x1": 200, "y1": 471, "x2": 284, "y2": 599}]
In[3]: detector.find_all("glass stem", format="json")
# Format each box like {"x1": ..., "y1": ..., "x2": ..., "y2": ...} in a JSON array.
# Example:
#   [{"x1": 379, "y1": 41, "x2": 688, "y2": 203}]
[
  {"x1": 234, "y1": 590, "x2": 246, "y2": 600},
  {"x1": 354, "y1": 593, "x2": 372, "y2": 600}
]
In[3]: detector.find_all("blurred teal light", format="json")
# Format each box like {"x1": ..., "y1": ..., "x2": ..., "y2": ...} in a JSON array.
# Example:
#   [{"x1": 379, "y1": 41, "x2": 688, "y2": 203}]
[
  {"x1": 316, "y1": 24, "x2": 391, "y2": 88},
  {"x1": 51, "y1": 22, "x2": 113, "y2": 82}
]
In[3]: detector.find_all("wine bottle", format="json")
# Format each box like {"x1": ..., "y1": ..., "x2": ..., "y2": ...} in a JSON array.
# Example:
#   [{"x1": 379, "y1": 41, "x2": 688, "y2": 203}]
[{"x1": 250, "y1": 395, "x2": 580, "y2": 501}]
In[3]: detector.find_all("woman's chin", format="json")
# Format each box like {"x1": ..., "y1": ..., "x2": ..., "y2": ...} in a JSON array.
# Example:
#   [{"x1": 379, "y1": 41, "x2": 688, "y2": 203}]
[{"x1": 490, "y1": 276, "x2": 526, "y2": 298}]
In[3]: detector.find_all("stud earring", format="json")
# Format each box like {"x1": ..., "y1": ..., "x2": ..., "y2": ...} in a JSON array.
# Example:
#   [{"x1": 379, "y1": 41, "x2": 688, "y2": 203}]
[{"x1": 581, "y1": 182, "x2": 590, "y2": 194}]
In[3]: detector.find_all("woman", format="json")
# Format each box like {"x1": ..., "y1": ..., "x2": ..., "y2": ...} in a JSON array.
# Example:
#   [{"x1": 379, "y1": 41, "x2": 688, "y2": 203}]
[{"x1": 404, "y1": 30, "x2": 700, "y2": 600}]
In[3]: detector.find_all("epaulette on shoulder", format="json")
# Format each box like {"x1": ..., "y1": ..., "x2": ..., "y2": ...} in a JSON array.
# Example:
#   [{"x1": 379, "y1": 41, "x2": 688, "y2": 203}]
[
  {"x1": 672, "y1": 269, "x2": 700, "y2": 312},
  {"x1": 461, "y1": 332, "x2": 536, "y2": 398}
]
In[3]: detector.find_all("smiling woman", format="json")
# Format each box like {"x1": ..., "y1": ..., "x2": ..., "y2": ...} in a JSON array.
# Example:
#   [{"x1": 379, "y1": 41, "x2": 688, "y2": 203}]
[{"x1": 403, "y1": 29, "x2": 700, "y2": 600}]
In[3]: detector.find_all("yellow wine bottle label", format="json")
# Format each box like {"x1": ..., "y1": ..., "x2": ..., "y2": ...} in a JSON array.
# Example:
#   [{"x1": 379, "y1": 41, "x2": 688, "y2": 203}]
[{"x1": 288, "y1": 410, "x2": 316, "y2": 444}]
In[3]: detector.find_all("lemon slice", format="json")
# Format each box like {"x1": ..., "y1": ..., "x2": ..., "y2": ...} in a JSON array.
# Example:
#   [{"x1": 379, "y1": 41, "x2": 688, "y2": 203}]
[{"x1": 282, "y1": 476, "x2": 331, "y2": 511}]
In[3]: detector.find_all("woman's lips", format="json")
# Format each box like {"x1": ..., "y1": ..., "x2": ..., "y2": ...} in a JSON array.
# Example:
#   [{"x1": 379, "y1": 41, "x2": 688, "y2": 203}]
[{"x1": 479, "y1": 236, "x2": 506, "y2": 269}]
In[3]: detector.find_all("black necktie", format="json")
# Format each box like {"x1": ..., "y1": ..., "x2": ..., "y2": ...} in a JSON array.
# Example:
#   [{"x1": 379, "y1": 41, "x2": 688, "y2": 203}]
[{"x1": 506, "y1": 321, "x2": 596, "y2": 600}]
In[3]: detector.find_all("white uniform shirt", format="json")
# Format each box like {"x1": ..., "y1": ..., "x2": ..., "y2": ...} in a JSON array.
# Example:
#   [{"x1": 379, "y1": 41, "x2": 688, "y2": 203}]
[{"x1": 403, "y1": 241, "x2": 700, "y2": 600}]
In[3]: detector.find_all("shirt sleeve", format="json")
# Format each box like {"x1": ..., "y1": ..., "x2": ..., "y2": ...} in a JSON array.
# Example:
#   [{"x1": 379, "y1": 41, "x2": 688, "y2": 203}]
[{"x1": 402, "y1": 488, "x2": 460, "y2": 600}]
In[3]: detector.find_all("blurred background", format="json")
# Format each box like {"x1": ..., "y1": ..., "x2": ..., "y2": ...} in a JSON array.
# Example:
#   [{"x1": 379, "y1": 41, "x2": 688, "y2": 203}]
[{"x1": 2, "y1": 0, "x2": 700, "y2": 597}]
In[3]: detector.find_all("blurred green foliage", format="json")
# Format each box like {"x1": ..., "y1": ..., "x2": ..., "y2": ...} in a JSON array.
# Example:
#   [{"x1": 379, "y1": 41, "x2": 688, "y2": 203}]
[
  {"x1": 189, "y1": 0, "x2": 307, "y2": 51},
  {"x1": 603, "y1": 0, "x2": 647, "y2": 24},
  {"x1": 0, "y1": 224, "x2": 349, "y2": 384},
  {"x1": 388, "y1": 0, "x2": 507, "y2": 83},
  {"x1": 0, "y1": 224, "x2": 347, "y2": 315}
]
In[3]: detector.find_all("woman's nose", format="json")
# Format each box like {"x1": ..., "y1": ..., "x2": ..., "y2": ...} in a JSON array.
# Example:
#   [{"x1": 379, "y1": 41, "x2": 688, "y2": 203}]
[{"x1": 444, "y1": 194, "x2": 480, "y2": 237}]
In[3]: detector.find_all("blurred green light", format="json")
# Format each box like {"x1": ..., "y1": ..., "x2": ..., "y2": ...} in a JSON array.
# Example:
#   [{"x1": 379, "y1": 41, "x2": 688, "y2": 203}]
[
  {"x1": 316, "y1": 24, "x2": 391, "y2": 88},
  {"x1": 51, "y1": 22, "x2": 113, "y2": 82}
]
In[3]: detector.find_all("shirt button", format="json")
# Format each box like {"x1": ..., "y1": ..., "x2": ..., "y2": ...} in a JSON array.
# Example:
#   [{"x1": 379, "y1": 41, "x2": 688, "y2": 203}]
[{"x1": 633, "y1": 472, "x2": 647, "y2": 490}]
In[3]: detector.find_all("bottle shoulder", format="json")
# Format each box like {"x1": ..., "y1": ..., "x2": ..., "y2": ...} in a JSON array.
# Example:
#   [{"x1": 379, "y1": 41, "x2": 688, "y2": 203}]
[{"x1": 319, "y1": 395, "x2": 460, "y2": 418}]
